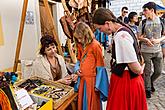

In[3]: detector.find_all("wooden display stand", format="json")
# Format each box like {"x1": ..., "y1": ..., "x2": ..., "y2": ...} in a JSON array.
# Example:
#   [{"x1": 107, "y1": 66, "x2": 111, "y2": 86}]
[
  {"x1": 57, "y1": 92, "x2": 77, "y2": 110},
  {"x1": 14, "y1": 76, "x2": 77, "y2": 110}
]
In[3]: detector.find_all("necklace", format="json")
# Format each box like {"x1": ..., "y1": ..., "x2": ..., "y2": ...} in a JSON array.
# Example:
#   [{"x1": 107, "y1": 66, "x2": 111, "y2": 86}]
[{"x1": 47, "y1": 56, "x2": 57, "y2": 68}]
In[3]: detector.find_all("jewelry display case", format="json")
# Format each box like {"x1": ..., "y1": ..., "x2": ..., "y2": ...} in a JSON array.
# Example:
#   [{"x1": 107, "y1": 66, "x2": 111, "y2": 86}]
[{"x1": 14, "y1": 76, "x2": 74, "y2": 110}]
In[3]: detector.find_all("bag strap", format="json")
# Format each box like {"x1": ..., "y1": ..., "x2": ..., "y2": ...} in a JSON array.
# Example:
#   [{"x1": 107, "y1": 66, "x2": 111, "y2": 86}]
[
  {"x1": 160, "y1": 17, "x2": 164, "y2": 35},
  {"x1": 142, "y1": 19, "x2": 147, "y2": 35}
]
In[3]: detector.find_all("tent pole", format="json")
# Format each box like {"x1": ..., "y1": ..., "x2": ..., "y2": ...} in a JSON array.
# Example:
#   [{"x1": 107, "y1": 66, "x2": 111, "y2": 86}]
[{"x1": 13, "y1": 0, "x2": 28, "y2": 72}]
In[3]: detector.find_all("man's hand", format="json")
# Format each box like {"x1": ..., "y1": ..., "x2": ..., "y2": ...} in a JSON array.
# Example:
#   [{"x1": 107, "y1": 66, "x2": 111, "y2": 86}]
[
  {"x1": 150, "y1": 38, "x2": 161, "y2": 44},
  {"x1": 145, "y1": 38, "x2": 154, "y2": 46}
]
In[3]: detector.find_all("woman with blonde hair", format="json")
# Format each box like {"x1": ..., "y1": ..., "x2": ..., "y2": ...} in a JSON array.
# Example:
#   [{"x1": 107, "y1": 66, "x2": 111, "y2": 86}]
[{"x1": 73, "y1": 22, "x2": 109, "y2": 110}]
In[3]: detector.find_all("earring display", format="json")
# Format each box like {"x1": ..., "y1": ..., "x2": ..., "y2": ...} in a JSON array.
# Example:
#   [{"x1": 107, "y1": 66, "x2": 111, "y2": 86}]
[
  {"x1": 32, "y1": 86, "x2": 64, "y2": 95},
  {"x1": 18, "y1": 79, "x2": 43, "y2": 91},
  {"x1": 32, "y1": 86, "x2": 50, "y2": 95},
  {"x1": 44, "y1": 87, "x2": 67, "y2": 100},
  {"x1": 32, "y1": 85, "x2": 68, "y2": 100},
  {"x1": 14, "y1": 77, "x2": 74, "y2": 109}
]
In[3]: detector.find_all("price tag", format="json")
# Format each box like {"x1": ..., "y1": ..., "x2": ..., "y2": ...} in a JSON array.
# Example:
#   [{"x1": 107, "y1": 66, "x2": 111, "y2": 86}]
[{"x1": 15, "y1": 88, "x2": 34, "y2": 110}]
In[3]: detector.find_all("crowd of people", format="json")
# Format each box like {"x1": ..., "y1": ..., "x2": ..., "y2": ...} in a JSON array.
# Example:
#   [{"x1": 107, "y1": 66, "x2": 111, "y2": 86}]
[{"x1": 28, "y1": 1, "x2": 165, "y2": 110}]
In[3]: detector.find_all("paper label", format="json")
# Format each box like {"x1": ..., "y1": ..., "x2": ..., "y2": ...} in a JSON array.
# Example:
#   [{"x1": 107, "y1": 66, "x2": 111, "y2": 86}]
[{"x1": 15, "y1": 88, "x2": 34, "y2": 110}]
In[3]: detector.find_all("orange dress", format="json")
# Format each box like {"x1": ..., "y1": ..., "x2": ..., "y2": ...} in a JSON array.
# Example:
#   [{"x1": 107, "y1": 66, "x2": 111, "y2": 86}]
[{"x1": 76, "y1": 39, "x2": 107, "y2": 110}]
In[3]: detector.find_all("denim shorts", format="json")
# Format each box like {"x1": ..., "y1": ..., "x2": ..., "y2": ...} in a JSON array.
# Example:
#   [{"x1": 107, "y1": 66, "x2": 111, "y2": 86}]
[{"x1": 161, "y1": 43, "x2": 165, "y2": 48}]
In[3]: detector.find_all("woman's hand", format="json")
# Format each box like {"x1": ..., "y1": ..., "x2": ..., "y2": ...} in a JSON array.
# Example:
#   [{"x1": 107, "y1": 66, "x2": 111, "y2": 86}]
[
  {"x1": 139, "y1": 63, "x2": 145, "y2": 75},
  {"x1": 128, "y1": 62, "x2": 145, "y2": 75},
  {"x1": 95, "y1": 88, "x2": 99, "y2": 91},
  {"x1": 71, "y1": 74, "x2": 78, "y2": 82},
  {"x1": 76, "y1": 70, "x2": 82, "y2": 76},
  {"x1": 59, "y1": 75, "x2": 72, "y2": 85}
]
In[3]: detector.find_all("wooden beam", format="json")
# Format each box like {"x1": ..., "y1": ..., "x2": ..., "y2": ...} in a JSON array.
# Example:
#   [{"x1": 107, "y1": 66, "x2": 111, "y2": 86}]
[
  {"x1": 43, "y1": 0, "x2": 63, "y2": 56},
  {"x1": 13, "y1": 0, "x2": 28, "y2": 72}
]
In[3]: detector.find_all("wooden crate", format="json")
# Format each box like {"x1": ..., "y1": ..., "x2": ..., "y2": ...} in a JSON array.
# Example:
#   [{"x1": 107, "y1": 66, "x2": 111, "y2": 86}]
[{"x1": 14, "y1": 76, "x2": 74, "y2": 110}]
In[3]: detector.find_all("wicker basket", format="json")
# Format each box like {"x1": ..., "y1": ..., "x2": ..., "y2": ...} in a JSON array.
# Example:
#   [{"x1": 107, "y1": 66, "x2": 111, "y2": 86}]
[{"x1": 14, "y1": 76, "x2": 74, "y2": 110}]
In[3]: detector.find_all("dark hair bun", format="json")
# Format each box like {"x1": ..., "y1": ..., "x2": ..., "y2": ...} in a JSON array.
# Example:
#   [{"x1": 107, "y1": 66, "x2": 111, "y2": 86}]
[
  {"x1": 40, "y1": 35, "x2": 57, "y2": 46},
  {"x1": 39, "y1": 35, "x2": 58, "y2": 55}
]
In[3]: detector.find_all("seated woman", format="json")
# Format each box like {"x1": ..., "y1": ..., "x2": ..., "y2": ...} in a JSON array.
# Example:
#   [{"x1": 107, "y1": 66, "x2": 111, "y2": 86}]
[{"x1": 30, "y1": 35, "x2": 72, "y2": 85}]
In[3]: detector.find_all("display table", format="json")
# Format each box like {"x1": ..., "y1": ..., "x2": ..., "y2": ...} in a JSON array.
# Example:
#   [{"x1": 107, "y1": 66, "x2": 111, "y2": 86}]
[
  {"x1": 57, "y1": 92, "x2": 77, "y2": 110},
  {"x1": 14, "y1": 77, "x2": 77, "y2": 110}
]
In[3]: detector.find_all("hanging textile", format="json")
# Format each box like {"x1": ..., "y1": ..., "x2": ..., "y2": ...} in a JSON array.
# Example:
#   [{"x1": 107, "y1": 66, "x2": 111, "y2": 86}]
[
  {"x1": 0, "y1": 89, "x2": 12, "y2": 110},
  {"x1": 0, "y1": 15, "x2": 4, "y2": 46}
]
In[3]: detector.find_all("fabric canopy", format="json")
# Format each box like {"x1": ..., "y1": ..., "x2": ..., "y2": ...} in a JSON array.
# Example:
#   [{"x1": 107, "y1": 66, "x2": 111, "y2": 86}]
[{"x1": 156, "y1": 4, "x2": 165, "y2": 11}]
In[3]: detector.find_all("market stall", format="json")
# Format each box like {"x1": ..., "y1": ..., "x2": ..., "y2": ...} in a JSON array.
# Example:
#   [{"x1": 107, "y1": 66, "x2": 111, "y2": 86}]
[
  {"x1": 0, "y1": 0, "x2": 78, "y2": 109},
  {"x1": 156, "y1": 4, "x2": 165, "y2": 15}
]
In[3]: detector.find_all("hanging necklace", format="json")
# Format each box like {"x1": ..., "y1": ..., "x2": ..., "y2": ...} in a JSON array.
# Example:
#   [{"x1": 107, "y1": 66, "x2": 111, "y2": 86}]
[{"x1": 47, "y1": 56, "x2": 57, "y2": 69}]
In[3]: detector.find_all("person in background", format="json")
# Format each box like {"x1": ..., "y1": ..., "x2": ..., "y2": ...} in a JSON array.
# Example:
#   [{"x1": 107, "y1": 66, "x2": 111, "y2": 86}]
[
  {"x1": 93, "y1": 7, "x2": 147, "y2": 110},
  {"x1": 137, "y1": 2, "x2": 165, "y2": 98},
  {"x1": 94, "y1": 29, "x2": 109, "y2": 50},
  {"x1": 30, "y1": 35, "x2": 73, "y2": 85},
  {"x1": 117, "y1": 6, "x2": 129, "y2": 24},
  {"x1": 128, "y1": 12, "x2": 139, "y2": 36},
  {"x1": 73, "y1": 22, "x2": 109, "y2": 110},
  {"x1": 161, "y1": 13, "x2": 165, "y2": 63}
]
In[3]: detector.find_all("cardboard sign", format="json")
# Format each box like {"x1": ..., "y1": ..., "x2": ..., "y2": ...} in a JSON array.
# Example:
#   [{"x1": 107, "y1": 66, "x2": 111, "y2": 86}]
[{"x1": 15, "y1": 88, "x2": 34, "y2": 110}]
